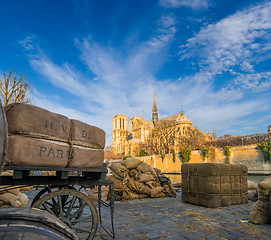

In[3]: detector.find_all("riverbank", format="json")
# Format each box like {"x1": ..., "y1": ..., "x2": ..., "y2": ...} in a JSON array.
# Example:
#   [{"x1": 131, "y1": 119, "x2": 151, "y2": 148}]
[
  {"x1": 164, "y1": 173, "x2": 270, "y2": 184},
  {"x1": 25, "y1": 189, "x2": 271, "y2": 240}
]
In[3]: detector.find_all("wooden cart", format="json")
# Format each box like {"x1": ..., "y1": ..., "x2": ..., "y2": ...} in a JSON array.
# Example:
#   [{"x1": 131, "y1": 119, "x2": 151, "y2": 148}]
[{"x1": 0, "y1": 103, "x2": 115, "y2": 240}]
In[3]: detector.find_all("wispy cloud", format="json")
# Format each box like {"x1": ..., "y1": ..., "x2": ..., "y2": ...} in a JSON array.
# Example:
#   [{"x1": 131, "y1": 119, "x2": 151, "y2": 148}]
[
  {"x1": 18, "y1": 35, "x2": 36, "y2": 50},
  {"x1": 18, "y1": 3, "x2": 271, "y2": 143},
  {"x1": 31, "y1": 56, "x2": 88, "y2": 97},
  {"x1": 179, "y1": 2, "x2": 271, "y2": 92},
  {"x1": 159, "y1": 0, "x2": 209, "y2": 10},
  {"x1": 19, "y1": 14, "x2": 178, "y2": 145}
]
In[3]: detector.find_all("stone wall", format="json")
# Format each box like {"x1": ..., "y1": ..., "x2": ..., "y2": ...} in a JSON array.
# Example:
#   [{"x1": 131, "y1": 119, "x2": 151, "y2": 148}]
[{"x1": 137, "y1": 144, "x2": 271, "y2": 174}]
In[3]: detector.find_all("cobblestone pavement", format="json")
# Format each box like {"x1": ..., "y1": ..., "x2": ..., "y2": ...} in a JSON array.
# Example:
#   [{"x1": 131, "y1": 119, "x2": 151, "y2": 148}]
[{"x1": 25, "y1": 190, "x2": 270, "y2": 240}]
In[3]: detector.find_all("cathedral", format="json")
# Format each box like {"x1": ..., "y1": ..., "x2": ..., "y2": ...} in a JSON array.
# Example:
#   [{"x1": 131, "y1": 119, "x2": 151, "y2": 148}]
[{"x1": 111, "y1": 90, "x2": 211, "y2": 156}]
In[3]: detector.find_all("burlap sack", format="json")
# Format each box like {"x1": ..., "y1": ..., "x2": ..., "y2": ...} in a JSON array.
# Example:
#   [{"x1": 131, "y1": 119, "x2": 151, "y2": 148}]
[
  {"x1": 88, "y1": 186, "x2": 109, "y2": 202},
  {"x1": 182, "y1": 163, "x2": 248, "y2": 176},
  {"x1": 181, "y1": 163, "x2": 248, "y2": 208},
  {"x1": 145, "y1": 181, "x2": 159, "y2": 189},
  {"x1": 127, "y1": 178, "x2": 143, "y2": 192},
  {"x1": 248, "y1": 190, "x2": 258, "y2": 202},
  {"x1": 0, "y1": 193, "x2": 21, "y2": 207},
  {"x1": 125, "y1": 191, "x2": 140, "y2": 200},
  {"x1": 153, "y1": 168, "x2": 161, "y2": 175},
  {"x1": 121, "y1": 158, "x2": 141, "y2": 169},
  {"x1": 123, "y1": 191, "x2": 148, "y2": 200},
  {"x1": 257, "y1": 187, "x2": 270, "y2": 202},
  {"x1": 4, "y1": 103, "x2": 70, "y2": 142},
  {"x1": 153, "y1": 192, "x2": 166, "y2": 198},
  {"x1": 109, "y1": 162, "x2": 128, "y2": 178},
  {"x1": 107, "y1": 175, "x2": 127, "y2": 194},
  {"x1": 248, "y1": 181, "x2": 257, "y2": 190},
  {"x1": 69, "y1": 119, "x2": 105, "y2": 149},
  {"x1": 138, "y1": 194, "x2": 149, "y2": 199},
  {"x1": 137, "y1": 162, "x2": 157, "y2": 176},
  {"x1": 17, "y1": 192, "x2": 29, "y2": 206},
  {"x1": 162, "y1": 184, "x2": 171, "y2": 196},
  {"x1": 67, "y1": 145, "x2": 104, "y2": 168},
  {"x1": 128, "y1": 169, "x2": 140, "y2": 180},
  {"x1": 258, "y1": 175, "x2": 271, "y2": 190},
  {"x1": 122, "y1": 190, "x2": 131, "y2": 200},
  {"x1": 7, "y1": 135, "x2": 70, "y2": 167},
  {"x1": 150, "y1": 186, "x2": 164, "y2": 198},
  {"x1": 127, "y1": 178, "x2": 151, "y2": 195},
  {"x1": 138, "y1": 184, "x2": 151, "y2": 196},
  {"x1": 250, "y1": 200, "x2": 270, "y2": 224},
  {"x1": 139, "y1": 173, "x2": 155, "y2": 182},
  {"x1": 168, "y1": 184, "x2": 177, "y2": 196}
]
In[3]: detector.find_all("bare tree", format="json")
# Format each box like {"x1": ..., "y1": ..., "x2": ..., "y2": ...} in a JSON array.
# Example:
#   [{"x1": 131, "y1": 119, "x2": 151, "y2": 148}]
[
  {"x1": 175, "y1": 128, "x2": 209, "y2": 151},
  {"x1": 0, "y1": 70, "x2": 31, "y2": 106},
  {"x1": 207, "y1": 133, "x2": 269, "y2": 148}
]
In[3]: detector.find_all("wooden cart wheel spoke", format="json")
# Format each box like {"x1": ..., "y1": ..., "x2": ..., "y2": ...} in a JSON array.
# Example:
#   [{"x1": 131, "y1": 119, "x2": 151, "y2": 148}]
[
  {"x1": 42, "y1": 201, "x2": 53, "y2": 207},
  {"x1": 57, "y1": 195, "x2": 64, "y2": 218},
  {"x1": 65, "y1": 196, "x2": 77, "y2": 218},
  {"x1": 69, "y1": 202, "x2": 88, "y2": 219},
  {"x1": 42, "y1": 203, "x2": 56, "y2": 216},
  {"x1": 32, "y1": 189, "x2": 98, "y2": 240},
  {"x1": 51, "y1": 196, "x2": 58, "y2": 206}
]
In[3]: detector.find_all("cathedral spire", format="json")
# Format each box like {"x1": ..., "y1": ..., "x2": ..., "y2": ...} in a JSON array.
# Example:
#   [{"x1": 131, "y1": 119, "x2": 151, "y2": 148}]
[{"x1": 152, "y1": 88, "x2": 158, "y2": 126}]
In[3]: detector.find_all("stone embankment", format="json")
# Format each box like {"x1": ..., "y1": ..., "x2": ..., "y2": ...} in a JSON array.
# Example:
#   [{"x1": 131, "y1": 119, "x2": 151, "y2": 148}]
[{"x1": 136, "y1": 144, "x2": 271, "y2": 175}]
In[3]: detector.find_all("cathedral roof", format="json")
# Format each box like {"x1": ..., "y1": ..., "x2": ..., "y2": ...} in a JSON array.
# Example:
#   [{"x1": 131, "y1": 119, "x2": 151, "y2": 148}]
[
  {"x1": 143, "y1": 120, "x2": 154, "y2": 128},
  {"x1": 158, "y1": 112, "x2": 192, "y2": 126}
]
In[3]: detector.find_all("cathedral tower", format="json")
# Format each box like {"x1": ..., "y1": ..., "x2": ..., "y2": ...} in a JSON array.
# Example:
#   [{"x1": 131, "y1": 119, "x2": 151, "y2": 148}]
[
  {"x1": 111, "y1": 114, "x2": 128, "y2": 155},
  {"x1": 152, "y1": 88, "x2": 158, "y2": 126}
]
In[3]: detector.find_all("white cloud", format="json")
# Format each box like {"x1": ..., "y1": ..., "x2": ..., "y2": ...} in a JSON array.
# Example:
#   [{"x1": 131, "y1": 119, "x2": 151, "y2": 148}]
[
  {"x1": 19, "y1": 5, "x2": 271, "y2": 143},
  {"x1": 179, "y1": 1, "x2": 271, "y2": 91},
  {"x1": 31, "y1": 57, "x2": 89, "y2": 98},
  {"x1": 159, "y1": 0, "x2": 209, "y2": 10},
  {"x1": 20, "y1": 14, "x2": 179, "y2": 145},
  {"x1": 19, "y1": 35, "x2": 36, "y2": 50},
  {"x1": 233, "y1": 72, "x2": 271, "y2": 92}
]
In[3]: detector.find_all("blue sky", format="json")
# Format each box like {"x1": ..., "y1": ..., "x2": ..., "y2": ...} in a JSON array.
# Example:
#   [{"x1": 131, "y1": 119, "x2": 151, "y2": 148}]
[{"x1": 1, "y1": 0, "x2": 271, "y2": 146}]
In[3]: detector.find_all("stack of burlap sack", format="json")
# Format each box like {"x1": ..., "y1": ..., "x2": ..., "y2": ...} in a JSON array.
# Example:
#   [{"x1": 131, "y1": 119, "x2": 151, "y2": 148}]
[
  {"x1": 0, "y1": 172, "x2": 29, "y2": 208},
  {"x1": 4, "y1": 103, "x2": 105, "y2": 168},
  {"x1": 250, "y1": 175, "x2": 271, "y2": 224},
  {"x1": 182, "y1": 163, "x2": 248, "y2": 208},
  {"x1": 107, "y1": 158, "x2": 176, "y2": 201}
]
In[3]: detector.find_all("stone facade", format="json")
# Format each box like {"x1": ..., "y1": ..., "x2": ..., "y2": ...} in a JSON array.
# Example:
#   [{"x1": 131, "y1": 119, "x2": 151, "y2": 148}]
[
  {"x1": 111, "y1": 90, "x2": 211, "y2": 156},
  {"x1": 111, "y1": 114, "x2": 128, "y2": 155}
]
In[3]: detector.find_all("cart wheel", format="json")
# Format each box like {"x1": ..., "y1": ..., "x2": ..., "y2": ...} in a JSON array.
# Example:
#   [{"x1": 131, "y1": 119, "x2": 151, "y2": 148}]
[
  {"x1": 31, "y1": 185, "x2": 75, "y2": 207},
  {"x1": 32, "y1": 189, "x2": 98, "y2": 240}
]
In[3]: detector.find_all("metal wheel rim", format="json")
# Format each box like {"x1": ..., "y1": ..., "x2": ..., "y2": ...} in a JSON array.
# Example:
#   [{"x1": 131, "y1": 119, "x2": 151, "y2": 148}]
[{"x1": 32, "y1": 189, "x2": 98, "y2": 240}]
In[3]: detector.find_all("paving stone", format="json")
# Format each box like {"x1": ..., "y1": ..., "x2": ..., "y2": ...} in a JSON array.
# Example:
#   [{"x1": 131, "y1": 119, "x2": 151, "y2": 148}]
[
  {"x1": 227, "y1": 230, "x2": 247, "y2": 238},
  {"x1": 205, "y1": 235, "x2": 224, "y2": 240},
  {"x1": 165, "y1": 234, "x2": 187, "y2": 240},
  {"x1": 23, "y1": 189, "x2": 271, "y2": 240}
]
